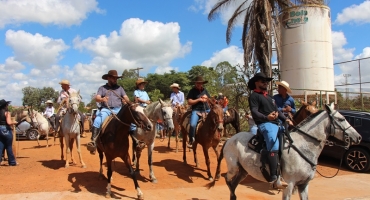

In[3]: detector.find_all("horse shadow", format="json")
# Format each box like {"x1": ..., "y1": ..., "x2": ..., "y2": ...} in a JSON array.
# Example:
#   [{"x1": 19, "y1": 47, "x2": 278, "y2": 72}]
[
  {"x1": 38, "y1": 159, "x2": 65, "y2": 170},
  {"x1": 22, "y1": 145, "x2": 50, "y2": 149},
  {"x1": 153, "y1": 159, "x2": 207, "y2": 182},
  {"x1": 110, "y1": 160, "x2": 150, "y2": 183},
  {"x1": 67, "y1": 171, "x2": 136, "y2": 199},
  {"x1": 153, "y1": 145, "x2": 173, "y2": 153}
]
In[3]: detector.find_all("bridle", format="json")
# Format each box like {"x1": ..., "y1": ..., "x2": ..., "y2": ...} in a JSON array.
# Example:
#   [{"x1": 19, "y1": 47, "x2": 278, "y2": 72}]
[{"x1": 326, "y1": 110, "x2": 352, "y2": 150}]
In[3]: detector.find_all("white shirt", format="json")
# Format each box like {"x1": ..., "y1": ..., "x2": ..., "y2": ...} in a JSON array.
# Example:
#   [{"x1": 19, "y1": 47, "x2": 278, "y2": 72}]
[
  {"x1": 170, "y1": 91, "x2": 184, "y2": 107},
  {"x1": 57, "y1": 88, "x2": 77, "y2": 104},
  {"x1": 44, "y1": 106, "x2": 55, "y2": 118}
]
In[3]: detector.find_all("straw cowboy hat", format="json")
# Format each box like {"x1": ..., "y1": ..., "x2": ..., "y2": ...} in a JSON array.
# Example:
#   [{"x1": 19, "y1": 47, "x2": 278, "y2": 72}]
[
  {"x1": 276, "y1": 80, "x2": 292, "y2": 94},
  {"x1": 59, "y1": 79, "x2": 70, "y2": 85},
  {"x1": 45, "y1": 100, "x2": 53, "y2": 104},
  {"x1": 192, "y1": 76, "x2": 208, "y2": 84},
  {"x1": 170, "y1": 83, "x2": 181, "y2": 89},
  {"x1": 247, "y1": 72, "x2": 273, "y2": 90},
  {"x1": 0, "y1": 99, "x2": 11, "y2": 107},
  {"x1": 136, "y1": 78, "x2": 148, "y2": 86},
  {"x1": 102, "y1": 70, "x2": 122, "y2": 80}
]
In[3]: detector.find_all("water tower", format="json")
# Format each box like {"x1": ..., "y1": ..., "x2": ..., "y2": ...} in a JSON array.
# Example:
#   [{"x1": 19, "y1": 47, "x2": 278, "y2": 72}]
[{"x1": 279, "y1": 5, "x2": 334, "y2": 96}]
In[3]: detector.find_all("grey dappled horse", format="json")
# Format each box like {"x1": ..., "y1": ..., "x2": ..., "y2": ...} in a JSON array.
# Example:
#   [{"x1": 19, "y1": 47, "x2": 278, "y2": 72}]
[
  {"x1": 132, "y1": 99, "x2": 174, "y2": 183},
  {"x1": 60, "y1": 91, "x2": 86, "y2": 168},
  {"x1": 209, "y1": 103, "x2": 362, "y2": 200}
]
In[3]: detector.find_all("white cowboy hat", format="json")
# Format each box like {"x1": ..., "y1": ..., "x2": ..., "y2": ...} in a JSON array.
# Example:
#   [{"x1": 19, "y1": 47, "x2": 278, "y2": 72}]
[
  {"x1": 276, "y1": 80, "x2": 292, "y2": 94},
  {"x1": 170, "y1": 83, "x2": 181, "y2": 89},
  {"x1": 45, "y1": 100, "x2": 53, "y2": 104},
  {"x1": 59, "y1": 79, "x2": 71, "y2": 85}
]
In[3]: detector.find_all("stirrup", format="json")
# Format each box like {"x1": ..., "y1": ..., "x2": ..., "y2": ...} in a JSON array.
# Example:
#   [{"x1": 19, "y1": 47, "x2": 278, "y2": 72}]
[
  {"x1": 87, "y1": 142, "x2": 97, "y2": 154},
  {"x1": 270, "y1": 176, "x2": 288, "y2": 189}
]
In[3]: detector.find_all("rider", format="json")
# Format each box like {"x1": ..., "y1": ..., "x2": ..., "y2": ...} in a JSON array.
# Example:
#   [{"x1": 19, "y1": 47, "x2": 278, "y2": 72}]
[
  {"x1": 217, "y1": 93, "x2": 230, "y2": 116},
  {"x1": 87, "y1": 70, "x2": 131, "y2": 155},
  {"x1": 170, "y1": 83, "x2": 184, "y2": 107},
  {"x1": 55, "y1": 80, "x2": 85, "y2": 137},
  {"x1": 273, "y1": 80, "x2": 296, "y2": 118},
  {"x1": 186, "y1": 76, "x2": 210, "y2": 148},
  {"x1": 247, "y1": 72, "x2": 293, "y2": 189},
  {"x1": 43, "y1": 100, "x2": 55, "y2": 131}
]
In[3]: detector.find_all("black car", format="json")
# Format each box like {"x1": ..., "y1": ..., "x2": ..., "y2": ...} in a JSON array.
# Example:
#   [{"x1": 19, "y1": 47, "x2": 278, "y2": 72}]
[{"x1": 321, "y1": 110, "x2": 370, "y2": 172}]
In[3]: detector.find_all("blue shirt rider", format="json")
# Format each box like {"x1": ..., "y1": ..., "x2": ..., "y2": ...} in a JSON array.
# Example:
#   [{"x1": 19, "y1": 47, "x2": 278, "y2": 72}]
[
  {"x1": 130, "y1": 78, "x2": 151, "y2": 134},
  {"x1": 273, "y1": 80, "x2": 296, "y2": 119}
]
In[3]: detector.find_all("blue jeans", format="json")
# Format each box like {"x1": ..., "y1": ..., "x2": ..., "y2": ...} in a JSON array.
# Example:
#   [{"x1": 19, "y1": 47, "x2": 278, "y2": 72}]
[
  {"x1": 93, "y1": 107, "x2": 121, "y2": 128},
  {"x1": 223, "y1": 106, "x2": 228, "y2": 113},
  {"x1": 258, "y1": 122, "x2": 280, "y2": 151},
  {"x1": 189, "y1": 109, "x2": 210, "y2": 142},
  {"x1": 250, "y1": 125, "x2": 258, "y2": 135},
  {"x1": 0, "y1": 125, "x2": 16, "y2": 165}
]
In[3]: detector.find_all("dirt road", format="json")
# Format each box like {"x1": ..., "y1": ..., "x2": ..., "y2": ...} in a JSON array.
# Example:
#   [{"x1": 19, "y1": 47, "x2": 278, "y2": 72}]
[{"x1": 1, "y1": 133, "x2": 370, "y2": 200}]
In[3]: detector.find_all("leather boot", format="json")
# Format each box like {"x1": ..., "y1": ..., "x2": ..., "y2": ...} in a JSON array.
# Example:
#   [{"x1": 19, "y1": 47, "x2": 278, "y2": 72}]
[
  {"x1": 267, "y1": 151, "x2": 288, "y2": 189},
  {"x1": 87, "y1": 127, "x2": 101, "y2": 154},
  {"x1": 54, "y1": 118, "x2": 60, "y2": 138}
]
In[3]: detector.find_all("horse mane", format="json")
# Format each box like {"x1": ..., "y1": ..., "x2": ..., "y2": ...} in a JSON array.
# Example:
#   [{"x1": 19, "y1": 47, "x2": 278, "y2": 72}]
[
  {"x1": 293, "y1": 104, "x2": 306, "y2": 121},
  {"x1": 295, "y1": 110, "x2": 325, "y2": 129}
]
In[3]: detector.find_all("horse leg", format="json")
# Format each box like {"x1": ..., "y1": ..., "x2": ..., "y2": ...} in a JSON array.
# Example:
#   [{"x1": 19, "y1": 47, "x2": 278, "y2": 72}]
[
  {"x1": 175, "y1": 128, "x2": 179, "y2": 153},
  {"x1": 225, "y1": 165, "x2": 248, "y2": 200},
  {"x1": 148, "y1": 142, "x2": 157, "y2": 183},
  {"x1": 122, "y1": 154, "x2": 144, "y2": 200},
  {"x1": 132, "y1": 139, "x2": 137, "y2": 165},
  {"x1": 135, "y1": 145, "x2": 143, "y2": 174},
  {"x1": 59, "y1": 137, "x2": 64, "y2": 160},
  {"x1": 192, "y1": 141, "x2": 199, "y2": 167},
  {"x1": 64, "y1": 136, "x2": 70, "y2": 168},
  {"x1": 76, "y1": 135, "x2": 86, "y2": 168},
  {"x1": 282, "y1": 183, "x2": 295, "y2": 200},
  {"x1": 69, "y1": 138, "x2": 76, "y2": 165},
  {"x1": 212, "y1": 145, "x2": 221, "y2": 180},
  {"x1": 167, "y1": 130, "x2": 171, "y2": 149},
  {"x1": 202, "y1": 146, "x2": 213, "y2": 181},
  {"x1": 98, "y1": 147, "x2": 104, "y2": 180},
  {"x1": 105, "y1": 158, "x2": 113, "y2": 198},
  {"x1": 297, "y1": 183, "x2": 309, "y2": 200},
  {"x1": 36, "y1": 134, "x2": 40, "y2": 147},
  {"x1": 182, "y1": 129, "x2": 187, "y2": 164}
]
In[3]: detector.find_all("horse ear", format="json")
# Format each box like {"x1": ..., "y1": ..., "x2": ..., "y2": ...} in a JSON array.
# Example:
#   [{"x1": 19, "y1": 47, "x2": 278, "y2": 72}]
[
  {"x1": 312, "y1": 100, "x2": 317, "y2": 106},
  {"x1": 301, "y1": 100, "x2": 308, "y2": 106},
  {"x1": 159, "y1": 98, "x2": 164, "y2": 104},
  {"x1": 324, "y1": 103, "x2": 335, "y2": 113}
]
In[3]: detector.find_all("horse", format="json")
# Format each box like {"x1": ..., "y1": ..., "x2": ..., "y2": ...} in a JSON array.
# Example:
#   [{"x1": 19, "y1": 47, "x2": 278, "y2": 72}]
[
  {"x1": 167, "y1": 104, "x2": 187, "y2": 153},
  {"x1": 59, "y1": 92, "x2": 86, "y2": 168},
  {"x1": 291, "y1": 100, "x2": 318, "y2": 126},
  {"x1": 131, "y1": 99, "x2": 174, "y2": 183},
  {"x1": 96, "y1": 102, "x2": 153, "y2": 199},
  {"x1": 28, "y1": 109, "x2": 51, "y2": 147},
  {"x1": 181, "y1": 98, "x2": 224, "y2": 181},
  {"x1": 222, "y1": 108, "x2": 240, "y2": 137},
  {"x1": 207, "y1": 103, "x2": 362, "y2": 200}
]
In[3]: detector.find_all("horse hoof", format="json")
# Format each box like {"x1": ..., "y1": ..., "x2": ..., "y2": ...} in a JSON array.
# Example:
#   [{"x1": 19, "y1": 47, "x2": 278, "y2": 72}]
[
  {"x1": 209, "y1": 177, "x2": 214, "y2": 181},
  {"x1": 105, "y1": 192, "x2": 111, "y2": 198},
  {"x1": 215, "y1": 174, "x2": 221, "y2": 180},
  {"x1": 65, "y1": 165, "x2": 69, "y2": 168},
  {"x1": 82, "y1": 165, "x2": 87, "y2": 168},
  {"x1": 151, "y1": 179, "x2": 158, "y2": 184},
  {"x1": 138, "y1": 194, "x2": 144, "y2": 200}
]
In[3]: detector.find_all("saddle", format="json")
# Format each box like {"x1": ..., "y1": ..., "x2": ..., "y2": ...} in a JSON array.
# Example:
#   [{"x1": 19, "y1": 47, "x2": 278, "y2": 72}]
[{"x1": 101, "y1": 115, "x2": 114, "y2": 134}]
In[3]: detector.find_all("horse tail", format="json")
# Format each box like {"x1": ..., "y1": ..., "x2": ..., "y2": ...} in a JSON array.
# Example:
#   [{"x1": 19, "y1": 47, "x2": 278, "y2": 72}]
[{"x1": 205, "y1": 139, "x2": 228, "y2": 189}]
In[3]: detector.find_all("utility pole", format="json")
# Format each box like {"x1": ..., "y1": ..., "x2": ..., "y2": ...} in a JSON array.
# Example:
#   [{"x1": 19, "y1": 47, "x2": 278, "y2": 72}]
[
  {"x1": 130, "y1": 67, "x2": 144, "y2": 78},
  {"x1": 343, "y1": 74, "x2": 351, "y2": 100}
]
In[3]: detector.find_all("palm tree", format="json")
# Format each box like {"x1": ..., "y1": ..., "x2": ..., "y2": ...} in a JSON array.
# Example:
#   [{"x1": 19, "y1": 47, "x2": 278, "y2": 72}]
[{"x1": 208, "y1": 0, "x2": 327, "y2": 77}]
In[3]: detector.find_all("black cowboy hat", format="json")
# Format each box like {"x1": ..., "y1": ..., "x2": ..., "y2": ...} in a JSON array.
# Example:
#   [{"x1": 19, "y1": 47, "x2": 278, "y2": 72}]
[
  {"x1": 247, "y1": 72, "x2": 273, "y2": 90},
  {"x1": 192, "y1": 76, "x2": 208, "y2": 84},
  {"x1": 217, "y1": 95, "x2": 224, "y2": 100},
  {"x1": 0, "y1": 99, "x2": 11, "y2": 107},
  {"x1": 102, "y1": 70, "x2": 122, "y2": 80}
]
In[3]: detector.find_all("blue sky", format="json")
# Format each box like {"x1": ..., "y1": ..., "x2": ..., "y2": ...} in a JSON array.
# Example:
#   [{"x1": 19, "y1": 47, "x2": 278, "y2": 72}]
[{"x1": 0, "y1": 0, "x2": 369, "y2": 105}]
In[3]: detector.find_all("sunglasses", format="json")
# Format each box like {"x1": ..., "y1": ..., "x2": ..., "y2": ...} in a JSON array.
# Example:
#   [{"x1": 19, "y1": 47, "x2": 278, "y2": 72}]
[{"x1": 259, "y1": 79, "x2": 269, "y2": 83}]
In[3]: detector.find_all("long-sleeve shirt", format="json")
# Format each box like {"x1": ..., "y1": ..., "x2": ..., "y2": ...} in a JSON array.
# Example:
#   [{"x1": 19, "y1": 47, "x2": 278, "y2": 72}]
[
  {"x1": 57, "y1": 88, "x2": 77, "y2": 104},
  {"x1": 273, "y1": 94, "x2": 296, "y2": 115},
  {"x1": 134, "y1": 89, "x2": 150, "y2": 107},
  {"x1": 43, "y1": 106, "x2": 55, "y2": 118},
  {"x1": 249, "y1": 91, "x2": 286, "y2": 125},
  {"x1": 170, "y1": 91, "x2": 185, "y2": 107}
]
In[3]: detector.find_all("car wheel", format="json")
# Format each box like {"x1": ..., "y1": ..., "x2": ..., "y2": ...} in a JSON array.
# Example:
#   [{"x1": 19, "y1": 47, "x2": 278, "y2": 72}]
[
  {"x1": 344, "y1": 147, "x2": 370, "y2": 172},
  {"x1": 26, "y1": 129, "x2": 39, "y2": 140}
]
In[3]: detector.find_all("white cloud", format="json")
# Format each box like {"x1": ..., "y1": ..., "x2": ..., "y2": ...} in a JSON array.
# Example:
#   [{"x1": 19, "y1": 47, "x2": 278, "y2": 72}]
[
  {"x1": 335, "y1": 1, "x2": 370, "y2": 24},
  {"x1": 0, "y1": 0, "x2": 103, "y2": 28},
  {"x1": 74, "y1": 18, "x2": 192, "y2": 73},
  {"x1": 5, "y1": 30, "x2": 69, "y2": 69},
  {"x1": 0, "y1": 57, "x2": 25, "y2": 72},
  {"x1": 331, "y1": 31, "x2": 354, "y2": 62},
  {"x1": 201, "y1": 45, "x2": 243, "y2": 67}
]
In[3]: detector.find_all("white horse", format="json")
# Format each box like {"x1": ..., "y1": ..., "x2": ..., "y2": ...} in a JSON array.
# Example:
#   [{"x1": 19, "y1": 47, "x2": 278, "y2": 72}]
[
  {"x1": 208, "y1": 103, "x2": 362, "y2": 200},
  {"x1": 132, "y1": 99, "x2": 174, "y2": 183},
  {"x1": 29, "y1": 109, "x2": 50, "y2": 147},
  {"x1": 59, "y1": 91, "x2": 86, "y2": 168}
]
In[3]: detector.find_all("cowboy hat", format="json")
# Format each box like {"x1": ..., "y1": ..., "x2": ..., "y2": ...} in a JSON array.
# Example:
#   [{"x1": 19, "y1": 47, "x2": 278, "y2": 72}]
[
  {"x1": 170, "y1": 83, "x2": 181, "y2": 89},
  {"x1": 0, "y1": 99, "x2": 11, "y2": 107},
  {"x1": 45, "y1": 100, "x2": 54, "y2": 104},
  {"x1": 102, "y1": 70, "x2": 122, "y2": 80},
  {"x1": 247, "y1": 72, "x2": 273, "y2": 90},
  {"x1": 136, "y1": 78, "x2": 148, "y2": 86},
  {"x1": 59, "y1": 79, "x2": 70, "y2": 85},
  {"x1": 192, "y1": 76, "x2": 208, "y2": 84},
  {"x1": 276, "y1": 80, "x2": 292, "y2": 94},
  {"x1": 217, "y1": 95, "x2": 224, "y2": 100}
]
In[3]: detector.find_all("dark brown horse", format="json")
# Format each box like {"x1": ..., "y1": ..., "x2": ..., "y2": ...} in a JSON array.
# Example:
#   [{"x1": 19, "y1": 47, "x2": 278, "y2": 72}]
[
  {"x1": 96, "y1": 102, "x2": 153, "y2": 199},
  {"x1": 223, "y1": 108, "x2": 240, "y2": 133},
  {"x1": 167, "y1": 104, "x2": 187, "y2": 152},
  {"x1": 181, "y1": 99, "x2": 224, "y2": 181}
]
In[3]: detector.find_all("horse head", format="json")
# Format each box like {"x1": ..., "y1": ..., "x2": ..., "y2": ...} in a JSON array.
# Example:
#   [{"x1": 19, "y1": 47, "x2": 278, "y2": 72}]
[
  {"x1": 159, "y1": 98, "x2": 174, "y2": 131},
  {"x1": 68, "y1": 91, "x2": 81, "y2": 113},
  {"x1": 324, "y1": 103, "x2": 361, "y2": 147},
  {"x1": 293, "y1": 100, "x2": 319, "y2": 126},
  {"x1": 131, "y1": 102, "x2": 152, "y2": 131},
  {"x1": 208, "y1": 98, "x2": 224, "y2": 132}
]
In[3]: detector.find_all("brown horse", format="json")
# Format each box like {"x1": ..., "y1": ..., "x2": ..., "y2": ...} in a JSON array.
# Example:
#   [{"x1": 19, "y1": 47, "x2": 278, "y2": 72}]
[
  {"x1": 223, "y1": 108, "x2": 240, "y2": 135},
  {"x1": 291, "y1": 100, "x2": 318, "y2": 127},
  {"x1": 181, "y1": 99, "x2": 224, "y2": 181},
  {"x1": 96, "y1": 102, "x2": 153, "y2": 199},
  {"x1": 167, "y1": 104, "x2": 187, "y2": 152}
]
